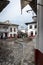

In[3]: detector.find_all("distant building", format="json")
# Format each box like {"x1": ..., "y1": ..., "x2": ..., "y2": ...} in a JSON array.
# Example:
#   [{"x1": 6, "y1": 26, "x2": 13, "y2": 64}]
[
  {"x1": 25, "y1": 16, "x2": 37, "y2": 37},
  {"x1": 0, "y1": 20, "x2": 19, "y2": 39},
  {"x1": 20, "y1": 29, "x2": 26, "y2": 33}
]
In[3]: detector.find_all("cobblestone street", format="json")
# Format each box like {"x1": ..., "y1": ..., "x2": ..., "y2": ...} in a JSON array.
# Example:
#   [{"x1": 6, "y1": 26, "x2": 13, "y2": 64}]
[
  {"x1": 16, "y1": 38, "x2": 35, "y2": 65},
  {"x1": 0, "y1": 40, "x2": 23, "y2": 65},
  {"x1": 0, "y1": 38, "x2": 35, "y2": 65}
]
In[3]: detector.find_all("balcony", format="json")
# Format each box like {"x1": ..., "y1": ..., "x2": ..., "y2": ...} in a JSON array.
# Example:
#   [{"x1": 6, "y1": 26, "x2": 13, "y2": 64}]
[{"x1": 0, "y1": 29, "x2": 9, "y2": 33}]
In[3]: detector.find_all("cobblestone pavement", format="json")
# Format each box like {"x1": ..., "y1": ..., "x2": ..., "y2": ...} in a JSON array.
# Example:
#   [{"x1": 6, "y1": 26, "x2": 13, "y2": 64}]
[
  {"x1": 16, "y1": 38, "x2": 35, "y2": 65},
  {"x1": 0, "y1": 40, "x2": 23, "y2": 65},
  {"x1": 0, "y1": 38, "x2": 36, "y2": 65},
  {"x1": 22, "y1": 41, "x2": 35, "y2": 65}
]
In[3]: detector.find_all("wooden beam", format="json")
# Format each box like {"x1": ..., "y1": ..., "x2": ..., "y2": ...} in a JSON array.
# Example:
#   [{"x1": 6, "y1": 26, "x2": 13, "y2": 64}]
[
  {"x1": 21, "y1": 0, "x2": 37, "y2": 14},
  {"x1": 0, "y1": 0, "x2": 10, "y2": 12}
]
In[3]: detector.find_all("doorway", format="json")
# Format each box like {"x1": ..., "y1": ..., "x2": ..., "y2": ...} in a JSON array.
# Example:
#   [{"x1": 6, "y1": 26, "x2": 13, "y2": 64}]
[
  {"x1": 5, "y1": 33, "x2": 8, "y2": 38},
  {"x1": 31, "y1": 31, "x2": 33, "y2": 36},
  {"x1": 1, "y1": 33, "x2": 3, "y2": 39}
]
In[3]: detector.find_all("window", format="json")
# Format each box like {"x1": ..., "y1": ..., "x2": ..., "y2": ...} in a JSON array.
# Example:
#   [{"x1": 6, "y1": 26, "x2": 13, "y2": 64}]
[
  {"x1": 10, "y1": 28, "x2": 12, "y2": 32},
  {"x1": 6, "y1": 27, "x2": 8, "y2": 29},
  {"x1": 35, "y1": 25, "x2": 37, "y2": 28},
  {"x1": 30, "y1": 25, "x2": 32, "y2": 29},
  {"x1": 35, "y1": 31, "x2": 37, "y2": 35},
  {"x1": 10, "y1": 34, "x2": 12, "y2": 37},
  {"x1": 14, "y1": 28, "x2": 16, "y2": 32}
]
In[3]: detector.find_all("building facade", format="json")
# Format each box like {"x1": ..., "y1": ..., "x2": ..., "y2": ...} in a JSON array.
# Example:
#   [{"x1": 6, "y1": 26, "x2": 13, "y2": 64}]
[
  {"x1": 25, "y1": 16, "x2": 37, "y2": 38},
  {"x1": 0, "y1": 21, "x2": 19, "y2": 39},
  {"x1": 25, "y1": 22, "x2": 37, "y2": 37},
  {"x1": 20, "y1": 29, "x2": 26, "y2": 33}
]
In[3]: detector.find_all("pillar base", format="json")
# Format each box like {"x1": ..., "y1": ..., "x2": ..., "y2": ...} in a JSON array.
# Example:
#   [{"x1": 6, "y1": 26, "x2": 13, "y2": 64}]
[{"x1": 35, "y1": 49, "x2": 43, "y2": 65}]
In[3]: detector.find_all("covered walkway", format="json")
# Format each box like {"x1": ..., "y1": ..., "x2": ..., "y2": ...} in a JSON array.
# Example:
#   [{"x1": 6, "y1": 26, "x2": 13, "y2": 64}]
[
  {"x1": 21, "y1": 0, "x2": 43, "y2": 65},
  {"x1": 0, "y1": 0, "x2": 43, "y2": 65}
]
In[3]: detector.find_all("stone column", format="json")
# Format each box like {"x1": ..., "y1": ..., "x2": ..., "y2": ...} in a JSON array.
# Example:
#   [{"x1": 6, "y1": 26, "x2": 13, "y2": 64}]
[{"x1": 35, "y1": 0, "x2": 43, "y2": 65}]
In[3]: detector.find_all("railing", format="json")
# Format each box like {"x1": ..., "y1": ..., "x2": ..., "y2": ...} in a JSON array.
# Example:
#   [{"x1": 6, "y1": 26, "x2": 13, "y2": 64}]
[{"x1": 0, "y1": 29, "x2": 8, "y2": 32}]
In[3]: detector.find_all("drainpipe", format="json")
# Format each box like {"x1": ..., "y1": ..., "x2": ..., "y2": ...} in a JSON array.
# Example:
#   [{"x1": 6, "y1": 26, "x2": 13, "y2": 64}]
[{"x1": 35, "y1": 0, "x2": 43, "y2": 65}]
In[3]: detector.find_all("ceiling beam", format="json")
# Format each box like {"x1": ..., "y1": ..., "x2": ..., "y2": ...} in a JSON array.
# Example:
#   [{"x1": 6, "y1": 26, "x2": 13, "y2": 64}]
[
  {"x1": 0, "y1": 0, "x2": 10, "y2": 12},
  {"x1": 21, "y1": 0, "x2": 37, "y2": 14}
]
